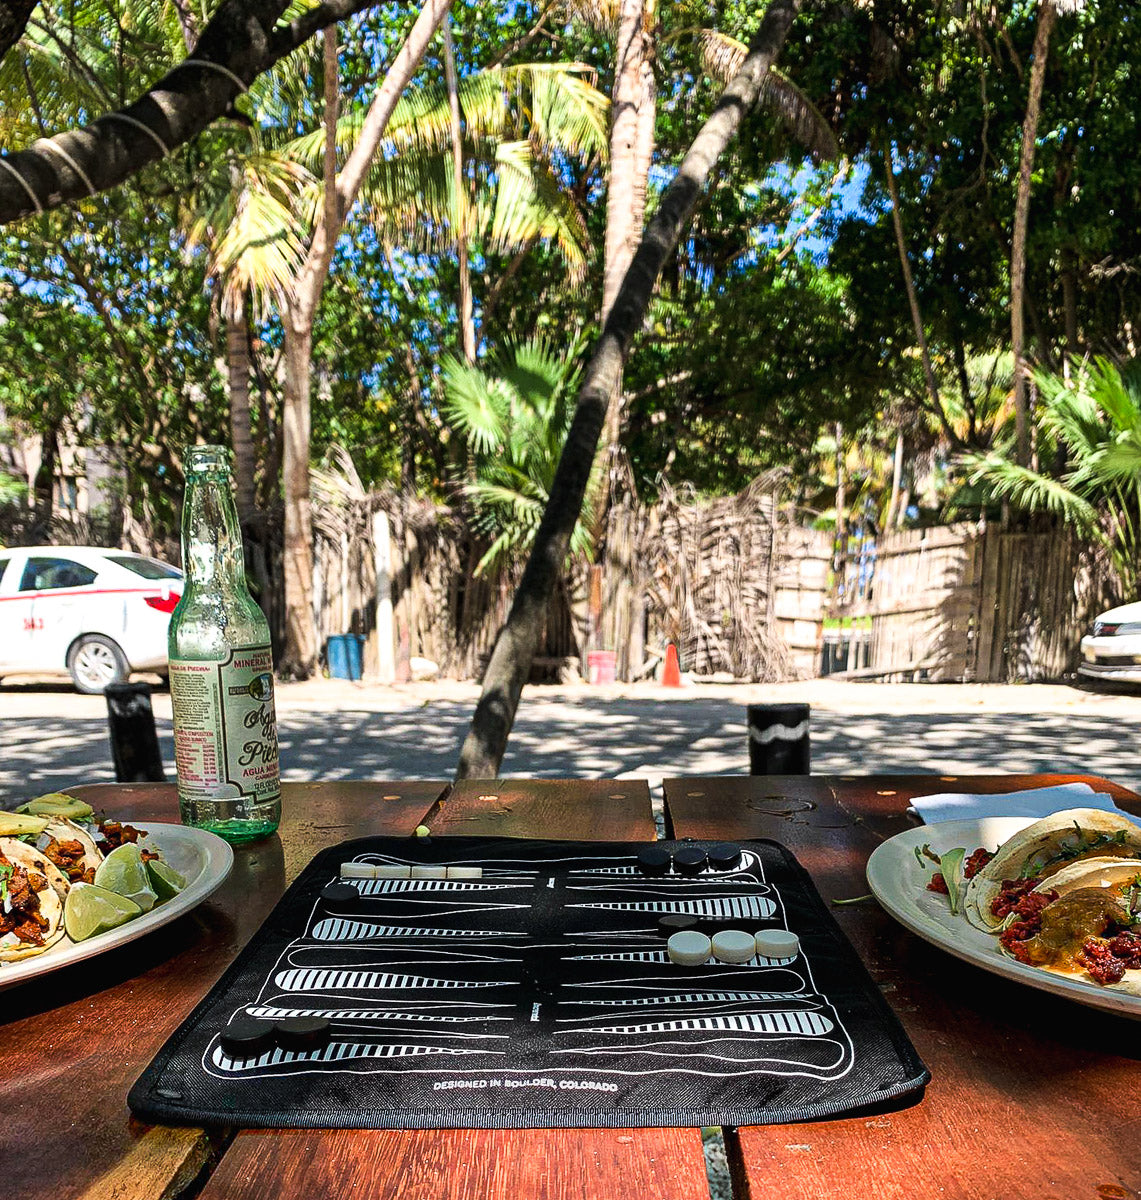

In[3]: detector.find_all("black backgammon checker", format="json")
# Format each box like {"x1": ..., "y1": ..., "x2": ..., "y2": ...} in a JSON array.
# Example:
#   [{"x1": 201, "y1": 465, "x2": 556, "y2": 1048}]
[{"x1": 130, "y1": 837, "x2": 928, "y2": 1130}]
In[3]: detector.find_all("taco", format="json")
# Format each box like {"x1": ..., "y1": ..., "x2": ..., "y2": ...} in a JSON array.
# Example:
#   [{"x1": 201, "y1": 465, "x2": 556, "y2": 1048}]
[
  {"x1": 0, "y1": 837, "x2": 69, "y2": 962},
  {"x1": 35, "y1": 818, "x2": 103, "y2": 883},
  {"x1": 996, "y1": 858, "x2": 1141, "y2": 992},
  {"x1": 963, "y1": 808, "x2": 1141, "y2": 931}
]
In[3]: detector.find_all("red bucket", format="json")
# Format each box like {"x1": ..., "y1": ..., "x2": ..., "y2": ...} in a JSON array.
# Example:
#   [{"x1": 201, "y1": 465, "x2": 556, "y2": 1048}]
[{"x1": 586, "y1": 650, "x2": 616, "y2": 685}]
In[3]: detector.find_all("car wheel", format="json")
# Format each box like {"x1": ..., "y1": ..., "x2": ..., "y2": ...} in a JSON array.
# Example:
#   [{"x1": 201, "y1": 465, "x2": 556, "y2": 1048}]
[{"x1": 67, "y1": 635, "x2": 130, "y2": 694}]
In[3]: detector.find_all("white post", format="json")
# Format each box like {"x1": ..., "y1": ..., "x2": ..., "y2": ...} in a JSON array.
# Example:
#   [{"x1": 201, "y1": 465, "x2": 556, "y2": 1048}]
[
  {"x1": 340, "y1": 530, "x2": 350, "y2": 632},
  {"x1": 373, "y1": 510, "x2": 395, "y2": 683}
]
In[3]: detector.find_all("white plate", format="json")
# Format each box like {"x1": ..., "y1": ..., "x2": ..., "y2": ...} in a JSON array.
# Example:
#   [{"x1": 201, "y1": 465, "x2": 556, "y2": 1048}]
[
  {"x1": 866, "y1": 816, "x2": 1141, "y2": 1020},
  {"x1": 0, "y1": 823, "x2": 233, "y2": 989}
]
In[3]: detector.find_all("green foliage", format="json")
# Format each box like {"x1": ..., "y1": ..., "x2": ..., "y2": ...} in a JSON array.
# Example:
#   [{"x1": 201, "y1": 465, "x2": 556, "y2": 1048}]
[
  {"x1": 960, "y1": 358, "x2": 1141, "y2": 597},
  {"x1": 441, "y1": 337, "x2": 596, "y2": 574}
]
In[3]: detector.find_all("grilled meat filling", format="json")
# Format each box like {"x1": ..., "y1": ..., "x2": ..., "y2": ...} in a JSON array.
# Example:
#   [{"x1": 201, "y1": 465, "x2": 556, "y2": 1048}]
[{"x1": 0, "y1": 858, "x2": 51, "y2": 946}]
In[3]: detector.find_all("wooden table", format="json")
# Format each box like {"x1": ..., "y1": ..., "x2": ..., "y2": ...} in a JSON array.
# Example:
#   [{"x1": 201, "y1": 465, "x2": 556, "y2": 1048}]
[{"x1": 3, "y1": 772, "x2": 1140, "y2": 1200}]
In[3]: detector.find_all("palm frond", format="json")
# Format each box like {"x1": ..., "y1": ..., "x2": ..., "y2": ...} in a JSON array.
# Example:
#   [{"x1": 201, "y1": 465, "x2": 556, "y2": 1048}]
[
  {"x1": 440, "y1": 353, "x2": 512, "y2": 455},
  {"x1": 698, "y1": 28, "x2": 747, "y2": 82},
  {"x1": 698, "y1": 30, "x2": 839, "y2": 162},
  {"x1": 490, "y1": 140, "x2": 590, "y2": 276},
  {"x1": 200, "y1": 154, "x2": 314, "y2": 318},
  {"x1": 562, "y1": 0, "x2": 619, "y2": 33},
  {"x1": 960, "y1": 451, "x2": 1104, "y2": 540},
  {"x1": 503, "y1": 63, "x2": 610, "y2": 161}
]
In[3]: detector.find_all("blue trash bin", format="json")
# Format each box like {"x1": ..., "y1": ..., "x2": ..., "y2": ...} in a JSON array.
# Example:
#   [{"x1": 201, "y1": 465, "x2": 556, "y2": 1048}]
[
  {"x1": 346, "y1": 634, "x2": 364, "y2": 681},
  {"x1": 327, "y1": 634, "x2": 364, "y2": 680},
  {"x1": 327, "y1": 635, "x2": 351, "y2": 679}
]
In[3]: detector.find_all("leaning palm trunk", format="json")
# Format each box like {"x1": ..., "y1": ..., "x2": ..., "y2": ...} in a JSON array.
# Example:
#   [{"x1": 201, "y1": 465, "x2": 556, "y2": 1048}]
[
  {"x1": 456, "y1": 0, "x2": 805, "y2": 779},
  {"x1": 444, "y1": 17, "x2": 476, "y2": 363},
  {"x1": 598, "y1": 0, "x2": 656, "y2": 490}
]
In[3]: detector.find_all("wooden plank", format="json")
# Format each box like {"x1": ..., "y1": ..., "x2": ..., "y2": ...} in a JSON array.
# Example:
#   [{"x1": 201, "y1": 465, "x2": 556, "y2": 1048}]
[
  {"x1": 431, "y1": 778, "x2": 656, "y2": 841},
  {"x1": 664, "y1": 774, "x2": 1141, "y2": 1200},
  {"x1": 1, "y1": 780, "x2": 445, "y2": 1200},
  {"x1": 199, "y1": 1128, "x2": 709, "y2": 1200},
  {"x1": 201, "y1": 778, "x2": 711, "y2": 1200}
]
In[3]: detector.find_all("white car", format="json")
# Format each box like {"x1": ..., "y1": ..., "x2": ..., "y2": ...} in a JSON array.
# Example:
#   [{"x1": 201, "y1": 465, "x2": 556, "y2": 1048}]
[
  {"x1": 1078, "y1": 600, "x2": 1141, "y2": 683},
  {"x1": 0, "y1": 545, "x2": 182, "y2": 693}
]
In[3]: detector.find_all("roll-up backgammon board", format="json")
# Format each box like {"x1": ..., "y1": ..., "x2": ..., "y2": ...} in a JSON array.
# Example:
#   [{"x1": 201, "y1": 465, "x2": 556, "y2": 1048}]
[{"x1": 130, "y1": 836, "x2": 928, "y2": 1129}]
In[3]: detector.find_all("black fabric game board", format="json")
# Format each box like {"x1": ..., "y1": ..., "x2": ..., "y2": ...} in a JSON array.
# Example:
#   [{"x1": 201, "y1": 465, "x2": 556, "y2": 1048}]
[{"x1": 129, "y1": 837, "x2": 929, "y2": 1129}]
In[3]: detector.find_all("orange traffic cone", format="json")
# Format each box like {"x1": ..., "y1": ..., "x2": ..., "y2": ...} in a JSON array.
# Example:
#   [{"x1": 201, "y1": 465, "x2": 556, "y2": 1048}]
[{"x1": 661, "y1": 643, "x2": 681, "y2": 688}]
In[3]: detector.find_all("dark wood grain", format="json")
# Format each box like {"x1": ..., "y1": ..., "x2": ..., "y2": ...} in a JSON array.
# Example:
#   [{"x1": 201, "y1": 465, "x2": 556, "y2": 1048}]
[
  {"x1": 431, "y1": 778, "x2": 656, "y2": 841},
  {"x1": 199, "y1": 777, "x2": 715, "y2": 1200},
  {"x1": 198, "y1": 1128, "x2": 710, "y2": 1200},
  {"x1": 1, "y1": 780, "x2": 445, "y2": 1200},
  {"x1": 664, "y1": 773, "x2": 1141, "y2": 1200}
]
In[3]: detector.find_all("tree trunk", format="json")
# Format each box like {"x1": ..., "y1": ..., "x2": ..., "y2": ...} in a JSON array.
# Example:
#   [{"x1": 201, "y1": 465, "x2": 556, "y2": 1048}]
[
  {"x1": 833, "y1": 420, "x2": 847, "y2": 591},
  {"x1": 601, "y1": 0, "x2": 652, "y2": 326},
  {"x1": 226, "y1": 300, "x2": 257, "y2": 522},
  {"x1": 0, "y1": 0, "x2": 39, "y2": 61},
  {"x1": 402, "y1": 342, "x2": 420, "y2": 492},
  {"x1": 280, "y1": 307, "x2": 317, "y2": 675},
  {"x1": 455, "y1": 0, "x2": 804, "y2": 779},
  {"x1": 1061, "y1": 246, "x2": 1078, "y2": 381},
  {"x1": 886, "y1": 429, "x2": 905, "y2": 530},
  {"x1": 884, "y1": 140, "x2": 940, "y2": 414},
  {"x1": 1011, "y1": 2, "x2": 1057, "y2": 466},
  {"x1": 443, "y1": 17, "x2": 475, "y2": 362},
  {"x1": 598, "y1": 0, "x2": 656, "y2": 464},
  {"x1": 276, "y1": 0, "x2": 453, "y2": 677},
  {"x1": 0, "y1": 0, "x2": 421, "y2": 225},
  {"x1": 31, "y1": 422, "x2": 58, "y2": 541}
]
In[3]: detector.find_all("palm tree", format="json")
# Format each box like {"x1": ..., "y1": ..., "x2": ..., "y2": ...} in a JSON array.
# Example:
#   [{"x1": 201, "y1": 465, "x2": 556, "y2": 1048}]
[
  {"x1": 185, "y1": 146, "x2": 315, "y2": 517},
  {"x1": 960, "y1": 357, "x2": 1141, "y2": 600},
  {"x1": 282, "y1": 59, "x2": 608, "y2": 284},
  {"x1": 441, "y1": 336, "x2": 597, "y2": 576},
  {"x1": 200, "y1": 46, "x2": 608, "y2": 676}
]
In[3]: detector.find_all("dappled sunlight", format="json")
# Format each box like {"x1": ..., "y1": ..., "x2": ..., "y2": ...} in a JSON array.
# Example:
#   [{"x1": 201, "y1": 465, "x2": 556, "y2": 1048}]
[{"x1": 2, "y1": 693, "x2": 1138, "y2": 807}]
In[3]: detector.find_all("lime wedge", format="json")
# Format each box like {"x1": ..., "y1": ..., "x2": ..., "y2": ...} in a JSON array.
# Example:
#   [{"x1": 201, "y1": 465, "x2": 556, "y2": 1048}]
[
  {"x1": 145, "y1": 857, "x2": 187, "y2": 902},
  {"x1": 64, "y1": 882, "x2": 142, "y2": 942},
  {"x1": 94, "y1": 843, "x2": 158, "y2": 913}
]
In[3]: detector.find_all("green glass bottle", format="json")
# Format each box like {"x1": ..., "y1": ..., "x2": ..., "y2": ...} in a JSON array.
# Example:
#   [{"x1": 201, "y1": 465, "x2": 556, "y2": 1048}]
[{"x1": 168, "y1": 445, "x2": 281, "y2": 843}]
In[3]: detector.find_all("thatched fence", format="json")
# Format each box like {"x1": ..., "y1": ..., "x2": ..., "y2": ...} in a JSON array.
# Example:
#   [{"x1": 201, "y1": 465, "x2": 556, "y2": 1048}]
[{"x1": 295, "y1": 471, "x2": 811, "y2": 683}]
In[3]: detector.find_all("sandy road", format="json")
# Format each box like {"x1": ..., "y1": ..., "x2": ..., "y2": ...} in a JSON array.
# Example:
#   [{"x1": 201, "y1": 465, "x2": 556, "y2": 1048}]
[{"x1": 0, "y1": 675, "x2": 1137, "y2": 806}]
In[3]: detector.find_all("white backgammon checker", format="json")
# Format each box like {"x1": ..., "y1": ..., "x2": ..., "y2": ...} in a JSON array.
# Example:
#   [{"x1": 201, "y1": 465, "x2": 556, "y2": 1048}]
[
  {"x1": 755, "y1": 929, "x2": 800, "y2": 958},
  {"x1": 667, "y1": 930, "x2": 713, "y2": 966},
  {"x1": 711, "y1": 929, "x2": 757, "y2": 964}
]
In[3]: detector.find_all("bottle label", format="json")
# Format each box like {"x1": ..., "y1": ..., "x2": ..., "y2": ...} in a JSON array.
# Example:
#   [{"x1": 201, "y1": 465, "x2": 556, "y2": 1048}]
[{"x1": 170, "y1": 644, "x2": 280, "y2": 802}]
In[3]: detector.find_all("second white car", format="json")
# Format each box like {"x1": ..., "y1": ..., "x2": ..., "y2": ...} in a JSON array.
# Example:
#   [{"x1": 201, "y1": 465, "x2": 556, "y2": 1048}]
[{"x1": 1078, "y1": 600, "x2": 1141, "y2": 683}]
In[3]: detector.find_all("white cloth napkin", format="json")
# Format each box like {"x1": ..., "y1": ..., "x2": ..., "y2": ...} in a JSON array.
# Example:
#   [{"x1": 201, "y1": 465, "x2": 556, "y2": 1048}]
[{"x1": 909, "y1": 781, "x2": 1123, "y2": 825}]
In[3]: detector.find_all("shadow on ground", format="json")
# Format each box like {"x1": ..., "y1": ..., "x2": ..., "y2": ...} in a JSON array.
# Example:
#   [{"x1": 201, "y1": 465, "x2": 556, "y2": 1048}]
[{"x1": 2, "y1": 695, "x2": 1138, "y2": 804}]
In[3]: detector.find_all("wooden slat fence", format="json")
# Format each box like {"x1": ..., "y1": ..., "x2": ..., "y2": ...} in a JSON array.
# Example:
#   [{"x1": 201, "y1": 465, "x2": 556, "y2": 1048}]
[{"x1": 836, "y1": 522, "x2": 1118, "y2": 682}]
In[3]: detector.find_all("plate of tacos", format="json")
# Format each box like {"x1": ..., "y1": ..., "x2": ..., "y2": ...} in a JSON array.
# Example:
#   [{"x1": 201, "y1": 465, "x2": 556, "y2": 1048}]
[
  {"x1": 866, "y1": 807, "x2": 1141, "y2": 1018},
  {"x1": 0, "y1": 792, "x2": 232, "y2": 988}
]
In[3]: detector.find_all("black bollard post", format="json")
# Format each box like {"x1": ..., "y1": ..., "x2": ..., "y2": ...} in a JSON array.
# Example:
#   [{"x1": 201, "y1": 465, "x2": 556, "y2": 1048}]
[
  {"x1": 746, "y1": 703, "x2": 810, "y2": 775},
  {"x1": 104, "y1": 682, "x2": 166, "y2": 783}
]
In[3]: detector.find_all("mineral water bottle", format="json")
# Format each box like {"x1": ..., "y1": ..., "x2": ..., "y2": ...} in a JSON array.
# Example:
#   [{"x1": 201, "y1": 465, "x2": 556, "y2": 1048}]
[{"x1": 168, "y1": 445, "x2": 281, "y2": 842}]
